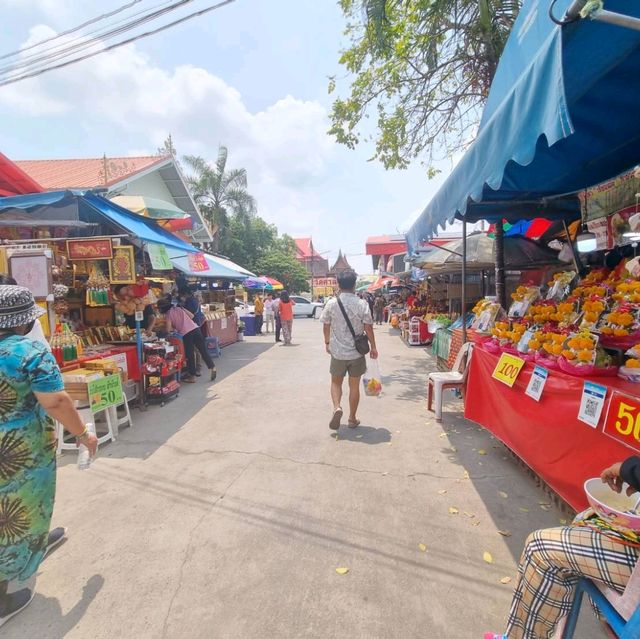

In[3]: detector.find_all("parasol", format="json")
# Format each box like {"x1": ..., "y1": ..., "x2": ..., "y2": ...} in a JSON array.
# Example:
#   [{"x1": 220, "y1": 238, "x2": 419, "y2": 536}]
[{"x1": 243, "y1": 276, "x2": 284, "y2": 291}]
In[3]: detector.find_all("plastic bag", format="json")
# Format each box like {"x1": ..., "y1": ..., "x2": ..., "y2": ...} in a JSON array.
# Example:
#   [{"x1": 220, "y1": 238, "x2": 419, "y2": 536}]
[{"x1": 363, "y1": 359, "x2": 383, "y2": 397}]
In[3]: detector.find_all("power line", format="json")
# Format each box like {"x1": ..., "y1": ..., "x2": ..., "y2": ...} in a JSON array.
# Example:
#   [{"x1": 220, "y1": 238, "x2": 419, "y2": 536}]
[
  {"x1": 0, "y1": 0, "x2": 201, "y2": 79},
  {"x1": 0, "y1": 0, "x2": 236, "y2": 87},
  {"x1": 0, "y1": 0, "x2": 145, "y2": 61}
]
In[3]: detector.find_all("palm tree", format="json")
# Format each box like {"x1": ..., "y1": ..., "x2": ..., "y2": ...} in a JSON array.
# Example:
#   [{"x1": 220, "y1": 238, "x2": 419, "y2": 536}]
[{"x1": 183, "y1": 146, "x2": 257, "y2": 252}]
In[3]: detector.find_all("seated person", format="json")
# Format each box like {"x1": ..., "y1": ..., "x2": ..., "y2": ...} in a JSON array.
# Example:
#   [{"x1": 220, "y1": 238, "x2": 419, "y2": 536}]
[{"x1": 486, "y1": 457, "x2": 640, "y2": 639}]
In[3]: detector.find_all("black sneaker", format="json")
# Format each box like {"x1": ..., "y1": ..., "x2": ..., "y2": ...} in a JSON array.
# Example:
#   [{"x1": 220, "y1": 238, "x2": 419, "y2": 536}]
[
  {"x1": 210, "y1": 368, "x2": 217, "y2": 382},
  {"x1": 0, "y1": 588, "x2": 35, "y2": 627},
  {"x1": 45, "y1": 527, "x2": 66, "y2": 557}
]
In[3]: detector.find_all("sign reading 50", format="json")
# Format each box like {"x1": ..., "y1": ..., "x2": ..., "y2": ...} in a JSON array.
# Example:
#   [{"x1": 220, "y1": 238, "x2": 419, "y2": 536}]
[{"x1": 603, "y1": 392, "x2": 640, "y2": 452}]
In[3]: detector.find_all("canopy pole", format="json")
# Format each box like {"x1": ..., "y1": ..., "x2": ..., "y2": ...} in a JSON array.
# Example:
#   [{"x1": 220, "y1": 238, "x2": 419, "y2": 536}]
[
  {"x1": 563, "y1": 220, "x2": 585, "y2": 276},
  {"x1": 462, "y1": 218, "x2": 467, "y2": 344},
  {"x1": 495, "y1": 221, "x2": 507, "y2": 310}
]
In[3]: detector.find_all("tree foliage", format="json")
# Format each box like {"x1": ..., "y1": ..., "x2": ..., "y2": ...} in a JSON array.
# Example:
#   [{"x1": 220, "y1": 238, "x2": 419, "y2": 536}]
[
  {"x1": 329, "y1": 0, "x2": 520, "y2": 171},
  {"x1": 255, "y1": 249, "x2": 311, "y2": 294}
]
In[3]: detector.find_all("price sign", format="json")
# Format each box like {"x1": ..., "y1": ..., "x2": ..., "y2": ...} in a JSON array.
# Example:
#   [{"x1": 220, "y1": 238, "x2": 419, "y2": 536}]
[
  {"x1": 578, "y1": 381, "x2": 607, "y2": 428},
  {"x1": 492, "y1": 352, "x2": 526, "y2": 387},
  {"x1": 135, "y1": 310, "x2": 144, "y2": 322},
  {"x1": 603, "y1": 391, "x2": 640, "y2": 452},
  {"x1": 87, "y1": 374, "x2": 124, "y2": 414},
  {"x1": 525, "y1": 365, "x2": 548, "y2": 402}
]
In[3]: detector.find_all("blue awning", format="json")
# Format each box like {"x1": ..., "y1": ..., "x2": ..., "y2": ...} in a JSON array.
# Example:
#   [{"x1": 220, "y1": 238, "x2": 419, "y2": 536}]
[
  {"x1": 166, "y1": 248, "x2": 252, "y2": 280},
  {"x1": 0, "y1": 190, "x2": 198, "y2": 253},
  {"x1": 407, "y1": 0, "x2": 640, "y2": 252}
]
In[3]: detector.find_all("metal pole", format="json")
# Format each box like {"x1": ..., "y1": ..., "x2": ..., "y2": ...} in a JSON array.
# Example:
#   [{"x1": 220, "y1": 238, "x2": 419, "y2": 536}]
[
  {"x1": 495, "y1": 220, "x2": 507, "y2": 309},
  {"x1": 562, "y1": 220, "x2": 584, "y2": 275},
  {"x1": 565, "y1": 0, "x2": 640, "y2": 30},
  {"x1": 462, "y1": 218, "x2": 467, "y2": 345}
]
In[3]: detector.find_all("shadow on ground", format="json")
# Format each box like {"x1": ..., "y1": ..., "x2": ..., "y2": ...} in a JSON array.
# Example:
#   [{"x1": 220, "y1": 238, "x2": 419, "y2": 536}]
[
  {"x1": 331, "y1": 425, "x2": 392, "y2": 444},
  {"x1": 58, "y1": 341, "x2": 274, "y2": 466}
]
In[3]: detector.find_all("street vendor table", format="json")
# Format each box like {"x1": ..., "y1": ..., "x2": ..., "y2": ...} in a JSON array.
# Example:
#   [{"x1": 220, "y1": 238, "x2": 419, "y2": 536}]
[
  {"x1": 431, "y1": 328, "x2": 452, "y2": 370},
  {"x1": 60, "y1": 344, "x2": 141, "y2": 381},
  {"x1": 204, "y1": 314, "x2": 237, "y2": 348},
  {"x1": 465, "y1": 344, "x2": 640, "y2": 511}
]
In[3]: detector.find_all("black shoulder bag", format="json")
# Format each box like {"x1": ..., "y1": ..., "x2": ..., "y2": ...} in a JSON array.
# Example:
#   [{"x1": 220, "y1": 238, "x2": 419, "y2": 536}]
[{"x1": 336, "y1": 297, "x2": 370, "y2": 356}]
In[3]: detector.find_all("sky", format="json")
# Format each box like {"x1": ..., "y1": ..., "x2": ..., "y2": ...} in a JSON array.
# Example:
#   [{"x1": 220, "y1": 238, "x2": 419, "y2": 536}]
[{"x1": 0, "y1": 0, "x2": 455, "y2": 274}]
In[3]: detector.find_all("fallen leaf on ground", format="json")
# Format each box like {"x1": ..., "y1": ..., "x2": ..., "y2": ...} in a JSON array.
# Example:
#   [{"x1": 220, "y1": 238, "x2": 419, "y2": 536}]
[
  {"x1": 437, "y1": 489, "x2": 448, "y2": 495},
  {"x1": 559, "y1": 518, "x2": 568, "y2": 525},
  {"x1": 478, "y1": 449, "x2": 487, "y2": 455},
  {"x1": 472, "y1": 520, "x2": 481, "y2": 527},
  {"x1": 463, "y1": 512, "x2": 476, "y2": 518},
  {"x1": 462, "y1": 471, "x2": 470, "y2": 479},
  {"x1": 538, "y1": 500, "x2": 550, "y2": 505},
  {"x1": 449, "y1": 446, "x2": 458, "y2": 453},
  {"x1": 382, "y1": 472, "x2": 388, "y2": 476},
  {"x1": 483, "y1": 551, "x2": 493, "y2": 564},
  {"x1": 439, "y1": 433, "x2": 447, "y2": 438},
  {"x1": 540, "y1": 505, "x2": 551, "y2": 511},
  {"x1": 418, "y1": 543, "x2": 427, "y2": 552},
  {"x1": 519, "y1": 507, "x2": 529, "y2": 513},
  {"x1": 478, "y1": 462, "x2": 484, "y2": 466},
  {"x1": 448, "y1": 507, "x2": 459, "y2": 515},
  {"x1": 335, "y1": 567, "x2": 349, "y2": 575},
  {"x1": 500, "y1": 576, "x2": 512, "y2": 584},
  {"x1": 498, "y1": 491, "x2": 509, "y2": 499},
  {"x1": 497, "y1": 530, "x2": 512, "y2": 537}
]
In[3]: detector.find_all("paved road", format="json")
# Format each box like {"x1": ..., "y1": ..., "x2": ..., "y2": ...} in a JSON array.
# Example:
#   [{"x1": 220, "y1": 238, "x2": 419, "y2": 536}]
[{"x1": 7, "y1": 319, "x2": 602, "y2": 638}]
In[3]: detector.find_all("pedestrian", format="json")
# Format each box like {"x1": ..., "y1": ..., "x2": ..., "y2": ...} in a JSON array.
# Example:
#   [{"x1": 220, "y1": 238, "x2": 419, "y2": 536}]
[
  {"x1": 254, "y1": 294, "x2": 264, "y2": 335},
  {"x1": 179, "y1": 286, "x2": 206, "y2": 375},
  {"x1": 373, "y1": 295, "x2": 385, "y2": 325},
  {"x1": 157, "y1": 298, "x2": 217, "y2": 383},
  {"x1": 321, "y1": 271, "x2": 378, "y2": 430},
  {"x1": 264, "y1": 293, "x2": 275, "y2": 334},
  {"x1": 486, "y1": 456, "x2": 640, "y2": 639},
  {"x1": 0, "y1": 285, "x2": 98, "y2": 626},
  {"x1": 278, "y1": 290, "x2": 295, "y2": 345},
  {"x1": 273, "y1": 294, "x2": 282, "y2": 343}
]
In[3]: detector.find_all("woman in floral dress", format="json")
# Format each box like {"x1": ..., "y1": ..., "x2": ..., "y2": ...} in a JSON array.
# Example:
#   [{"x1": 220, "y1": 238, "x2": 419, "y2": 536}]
[{"x1": 0, "y1": 286, "x2": 97, "y2": 627}]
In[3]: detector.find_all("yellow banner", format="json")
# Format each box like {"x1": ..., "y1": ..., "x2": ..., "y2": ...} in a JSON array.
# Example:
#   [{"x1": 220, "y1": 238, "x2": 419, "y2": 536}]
[{"x1": 492, "y1": 352, "x2": 526, "y2": 387}]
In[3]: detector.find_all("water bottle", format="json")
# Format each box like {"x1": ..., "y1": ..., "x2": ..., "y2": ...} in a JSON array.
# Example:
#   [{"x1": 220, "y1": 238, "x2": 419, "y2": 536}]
[{"x1": 77, "y1": 423, "x2": 95, "y2": 470}]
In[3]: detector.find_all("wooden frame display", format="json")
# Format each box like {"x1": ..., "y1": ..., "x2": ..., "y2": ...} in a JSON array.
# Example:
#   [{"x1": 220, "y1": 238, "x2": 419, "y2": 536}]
[
  {"x1": 8, "y1": 251, "x2": 53, "y2": 300},
  {"x1": 109, "y1": 245, "x2": 136, "y2": 284},
  {"x1": 67, "y1": 238, "x2": 113, "y2": 260}
]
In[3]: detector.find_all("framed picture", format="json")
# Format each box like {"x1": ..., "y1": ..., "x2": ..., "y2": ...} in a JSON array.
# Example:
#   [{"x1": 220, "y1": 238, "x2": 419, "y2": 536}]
[
  {"x1": 109, "y1": 245, "x2": 136, "y2": 284},
  {"x1": 67, "y1": 238, "x2": 113, "y2": 260},
  {"x1": 8, "y1": 252, "x2": 52, "y2": 300}
]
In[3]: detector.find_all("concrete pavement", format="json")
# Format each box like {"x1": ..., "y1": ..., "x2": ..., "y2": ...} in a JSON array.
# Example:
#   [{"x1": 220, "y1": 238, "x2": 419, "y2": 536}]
[{"x1": 6, "y1": 319, "x2": 603, "y2": 638}]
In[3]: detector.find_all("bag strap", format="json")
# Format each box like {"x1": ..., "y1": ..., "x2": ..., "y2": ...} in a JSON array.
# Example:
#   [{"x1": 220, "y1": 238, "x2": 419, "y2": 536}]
[{"x1": 336, "y1": 296, "x2": 358, "y2": 341}]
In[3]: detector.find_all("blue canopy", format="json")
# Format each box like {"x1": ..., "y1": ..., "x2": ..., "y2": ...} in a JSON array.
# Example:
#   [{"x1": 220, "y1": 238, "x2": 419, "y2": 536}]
[
  {"x1": 407, "y1": 0, "x2": 640, "y2": 252},
  {"x1": 166, "y1": 248, "x2": 249, "y2": 280},
  {"x1": 0, "y1": 190, "x2": 198, "y2": 253}
]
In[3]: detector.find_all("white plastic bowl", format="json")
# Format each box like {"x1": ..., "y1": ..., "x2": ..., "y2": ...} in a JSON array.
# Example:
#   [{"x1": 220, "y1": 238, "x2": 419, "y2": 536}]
[{"x1": 584, "y1": 478, "x2": 640, "y2": 532}]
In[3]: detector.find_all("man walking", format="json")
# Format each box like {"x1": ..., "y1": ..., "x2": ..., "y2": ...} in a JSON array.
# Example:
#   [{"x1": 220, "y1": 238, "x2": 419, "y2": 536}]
[
  {"x1": 321, "y1": 270, "x2": 378, "y2": 430},
  {"x1": 254, "y1": 294, "x2": 264, "y2": 335}
]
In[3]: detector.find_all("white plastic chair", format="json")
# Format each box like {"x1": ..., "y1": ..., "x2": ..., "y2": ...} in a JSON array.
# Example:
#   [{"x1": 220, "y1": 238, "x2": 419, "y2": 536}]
[
  {"x1": 56, "y1": 401, "x2": 117, "y2": 454},
  {"x1": 427, "y1": 342, "x2": 473, "y2": 422}
]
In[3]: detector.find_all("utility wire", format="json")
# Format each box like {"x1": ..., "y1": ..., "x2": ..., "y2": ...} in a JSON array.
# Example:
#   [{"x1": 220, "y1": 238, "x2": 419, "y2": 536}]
[
  {"x1": 0, "y1": 0, "x2": 236, "y2": 87},
  {"x1": 0, "y1": 0, "x2": 200, "y2": 78},
  {"x1": 0, "y1": 0, "x2": 177, "y2": 72},
  {"x1": 0, "y1": 0, "x2": 145, "y2": 61}
]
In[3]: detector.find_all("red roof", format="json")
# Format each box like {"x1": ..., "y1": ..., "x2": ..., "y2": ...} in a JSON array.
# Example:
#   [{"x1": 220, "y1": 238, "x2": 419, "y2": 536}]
[
  {"x1": 365, "y1": 235, "x2": 407, "y2": 256},
  {"x1": 294, "y1": 237, "x2": 324, "y2": 259},
  {"x1": 0, "y1": 152, "x2": 43, "y2": 196},
  {"x1": 15, "y1": 155, "x2": 169, "y2": 190}
]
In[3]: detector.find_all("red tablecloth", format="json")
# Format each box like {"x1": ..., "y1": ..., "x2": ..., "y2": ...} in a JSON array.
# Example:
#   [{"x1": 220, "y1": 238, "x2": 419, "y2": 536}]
[
  {"x1": 204, "y1": 314, "x2": 238, "y2": 348},
  {"x1": 465, "y1": 345, "x2": 639, "y2": 511}
]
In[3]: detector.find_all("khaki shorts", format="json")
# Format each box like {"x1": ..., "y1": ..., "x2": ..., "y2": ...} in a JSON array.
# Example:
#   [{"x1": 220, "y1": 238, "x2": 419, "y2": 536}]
[{"x1": 330, "y1": 356, "x2": 366, "y2": 378}]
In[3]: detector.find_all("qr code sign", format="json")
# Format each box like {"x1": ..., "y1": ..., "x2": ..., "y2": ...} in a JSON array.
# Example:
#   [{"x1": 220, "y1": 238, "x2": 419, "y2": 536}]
[
  {"x1": 530, "y1": 377, "x2": 542, "y2": 394},
  {"x1": 584, "y1": 398, "x2": 599, "y2": 419}
]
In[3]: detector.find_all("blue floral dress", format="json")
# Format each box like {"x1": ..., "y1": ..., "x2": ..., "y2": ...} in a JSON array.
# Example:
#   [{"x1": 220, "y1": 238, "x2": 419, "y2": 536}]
[{"x1": 0, "y1": 334, "x2": 63, "y2": 583}]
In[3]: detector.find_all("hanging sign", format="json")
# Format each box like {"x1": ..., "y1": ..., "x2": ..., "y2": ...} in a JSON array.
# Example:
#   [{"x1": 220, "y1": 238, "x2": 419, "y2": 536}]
[
  {"x1": 87, "y1": 374, "x2": 124, "y2": 414},
  {"x1": 187, "y1": 252, "x2": 210, "y2": 272},
  {"x1": 525, "y1": 365, "x2": 548, "y2": 402},
  {"x1": 147, "y1": 243, "x2": 172, "y2": 270},
  {"x1": 603, "y1": 391, "x2": 640, "y2": 453},
  {"x1": 67, "y1": 238, "x2": 113, "y2": 260},
  {"x1": 577, "y1": 381, "x2": 608, "y2": 428},
  {"x1": 492, "y1": 353, "x2": 526, "y2": 387}
]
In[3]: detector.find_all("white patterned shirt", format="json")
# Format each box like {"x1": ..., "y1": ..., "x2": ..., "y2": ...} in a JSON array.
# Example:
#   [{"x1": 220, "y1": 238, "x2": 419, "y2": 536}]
[{"x1": 321, "y1": 293, "x2": 372, "y2": 361}]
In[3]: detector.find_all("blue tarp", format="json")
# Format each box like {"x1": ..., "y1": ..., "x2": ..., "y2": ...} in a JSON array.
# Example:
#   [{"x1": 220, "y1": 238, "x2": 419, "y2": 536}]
[
  {"x1": 0, "y1": 190, "x2": 198, "y2": 253},
  {"x1": 407, "y1": 0, "x2": 640, "y2": 252}
]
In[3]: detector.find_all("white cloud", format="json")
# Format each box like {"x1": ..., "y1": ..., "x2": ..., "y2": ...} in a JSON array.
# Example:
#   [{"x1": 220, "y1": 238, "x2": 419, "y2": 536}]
[{"x1": 0, "y1": 25, "x2": 336, "y2": 239}]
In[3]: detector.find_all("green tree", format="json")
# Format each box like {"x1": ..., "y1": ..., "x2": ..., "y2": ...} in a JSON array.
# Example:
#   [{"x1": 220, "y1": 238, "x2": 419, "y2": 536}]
[
  {"x1": 255, "y1": 250, "x2": 310, "y2": 293},
  {"x1": 183, "y1": 147, "x2": 257, "y2": 251},
  {"x1": 329, "y1": 0, "x2": 520, "y2": 171}
]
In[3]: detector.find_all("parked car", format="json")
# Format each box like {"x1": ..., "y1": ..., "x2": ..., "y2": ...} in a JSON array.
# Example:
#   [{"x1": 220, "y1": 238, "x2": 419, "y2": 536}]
[
  {"x1": 291, "y1": 296, "x2": 323, "y2": 318},
  {"x1": 234, "y1": 299, "x2": 255, "y2": 317}
]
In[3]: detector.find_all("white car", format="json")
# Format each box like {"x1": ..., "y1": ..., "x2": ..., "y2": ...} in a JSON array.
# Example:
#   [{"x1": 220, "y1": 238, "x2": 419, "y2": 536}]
[
  {"x1": 234, "y1": 299, "x2": 255, "y2": 317},
  {"x1": 291, "y1": 296, "x2": 324, "y2": 318}
]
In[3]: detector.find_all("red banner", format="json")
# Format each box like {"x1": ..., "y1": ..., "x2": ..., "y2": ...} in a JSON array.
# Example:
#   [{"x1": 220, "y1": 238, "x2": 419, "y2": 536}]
[
  {"x1": 67, "y1": 238, "x2": 113, "y2": 260},
  {"x1": 603, "y1": 391, "x2": 640, "y2": 453},
  {"x1": 187, "y1": 252, "x2": 209, "y2": 272}
]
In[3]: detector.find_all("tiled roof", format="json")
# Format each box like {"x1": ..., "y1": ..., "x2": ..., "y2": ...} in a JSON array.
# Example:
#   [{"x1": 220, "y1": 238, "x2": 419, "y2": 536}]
[
  {"x1": 15, "y1": 156, "x2": 169, "y2": 190},
  {"x1": 294, "y1": 237, "x2": 324, "y2": 259}
]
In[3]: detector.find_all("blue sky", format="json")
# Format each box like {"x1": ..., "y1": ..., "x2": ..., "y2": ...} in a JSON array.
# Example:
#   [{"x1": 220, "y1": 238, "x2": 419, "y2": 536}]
[{"x1": 0, "y1": 0, "x2": 452, "y2": 273}]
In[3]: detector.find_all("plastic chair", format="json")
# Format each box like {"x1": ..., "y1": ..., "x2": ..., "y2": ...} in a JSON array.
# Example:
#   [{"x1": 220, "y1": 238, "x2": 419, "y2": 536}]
[
  {"x1": 427, "y1": 342, "x2": 473, "y2": 422},
  {"x1": 56, "y1": 402, "x2": 116, "y2": 454},
  {"x1": 559, "y1": 559, "x2": 640, "y2": 638}
]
